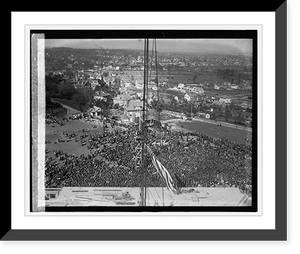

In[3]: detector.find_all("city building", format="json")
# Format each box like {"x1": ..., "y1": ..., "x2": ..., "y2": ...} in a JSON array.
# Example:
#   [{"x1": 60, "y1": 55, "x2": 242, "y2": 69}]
[
  {"x1": 197, "y1": 112, "x2": 210, "y2": 119},
  {"x1": 90, "y1": 79, "x2": 99, "y2": 90},
  {"x1": 113, "y1": 94, "x2": 132, "y2": 108},
  {"x1": 219, "y1": 98, "x2": 231, "y2": 104},
  {"x1": 242, "y1": 111, "x2": 253, "y2": 122},
  {"x1": 241, "y1": 101, "x2": 253, "y2": 109},
  {"x1": 125, "y1": 99, "x2": 143, "y2": 122},
  {"x1": 120, "y1": 114, "x2": 130, "y2": 124},
  {"x1": 178, "y1": 83, "x2": 185, "y2": 89},
  {"x1": 94, "y1": 91, "x2": 111, "y2": 102},
  {"x1": 145, "y1": 108, "x2": 160, "y2": 127},
  {"x1": 184, "y1": 93, "x2": 191, "y2": 102},
  {"x1": 191, "y1": 87, "x2": 205, "y2": 95},
  {"x1": 213, "y1": 100, "x2": 226, "y2": 110},
  {"x1": 214, "y1": 84, "x2": 221, "y2": 90},
  {"x1": 87, "y1": 106, "x2": 102, "y2": 118},
  {"x1": 135, "y1": 81, "x2": 143, "y2": 89}
]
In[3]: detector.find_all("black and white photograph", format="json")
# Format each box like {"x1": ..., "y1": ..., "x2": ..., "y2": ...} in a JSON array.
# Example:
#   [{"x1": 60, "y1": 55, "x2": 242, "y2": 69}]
[
  {"x1": 31, "y1": 30, "x2": 257, "y2": 212},
  {"x1": 7, "y1": 4, "x2": 290, "y2": 244}
]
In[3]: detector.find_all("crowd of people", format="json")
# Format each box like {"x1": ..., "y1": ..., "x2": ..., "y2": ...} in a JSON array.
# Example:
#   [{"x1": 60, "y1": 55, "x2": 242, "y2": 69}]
[
  {"x1": 45, "y1": 115, "x2": 253, "y2": 197},
  {"x1": 154, "y1": 130, "x2": 252, "y2": 194},
  {"x1": 46, "y1": 113, "x2": 66, "y2": 126}
]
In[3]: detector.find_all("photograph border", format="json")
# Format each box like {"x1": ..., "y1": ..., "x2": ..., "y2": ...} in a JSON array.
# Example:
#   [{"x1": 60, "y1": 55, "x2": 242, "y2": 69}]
[
  {"x1": 5, "y1": 2, "x2": 287, "y2": 240},
  {"x1": 30, "y1": 29, "x2": 258, "y2": 213}
]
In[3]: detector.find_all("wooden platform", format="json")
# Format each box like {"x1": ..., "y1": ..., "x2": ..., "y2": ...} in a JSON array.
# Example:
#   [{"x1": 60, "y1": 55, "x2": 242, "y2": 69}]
[{"x1": 43, "y1": 187, "x2": 251, "y2": 207}]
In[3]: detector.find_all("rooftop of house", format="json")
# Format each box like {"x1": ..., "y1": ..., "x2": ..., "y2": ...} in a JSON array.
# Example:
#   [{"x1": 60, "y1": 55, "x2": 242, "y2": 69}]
[
  {"x1": 126, "y1": 100, "x2": 143, "y2": 111},
  {"x1": 95, "y1": 91, "x2": 111, "y2": 97},
  {"x1": 146, "y1": 108, "x2": 159, "y2": 121},
  {"x1": 114, "y1": 94, "x2": 132, "y2": 101},
  {"x1": 241, "y1": 101, "x2": 252, "y2": 106},
  {"x1": 213, "y1": 100, "x2": 226, "y2": 106},
  {"x1": 87, "y1": 106, "x2": 102, "y2": 113}
]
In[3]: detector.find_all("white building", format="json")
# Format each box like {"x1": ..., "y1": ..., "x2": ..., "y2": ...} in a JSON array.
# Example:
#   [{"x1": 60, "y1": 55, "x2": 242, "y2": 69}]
[
  {"x1": 125, "y1": 100, "x2": 143, "y2": 122},
  {"x1": 184, "y1": 93, "x2": 191, "y2": 102},
  {"x1": 198, "y1": 112, "x2": 210, "y2": 119},
  {"x1": 87, "y1": 106, "x2": 102, "y2": 118},
  {"x1": 219, "y1": 98, "x2": 231, "y2": 104},
  {"x1": 178, "y1": 83, "x2": 185, "y2": 89},
  {"x1": 151, "y1": 85, "x2": 158, "y2": 91},
  {"x1": 214, "y1": 84, "x2": 220, "y2": 90},
  {"x1": 191, "y1": 87, "x2": 204, "y2": 95},
  {"x1": 135, "y1": 81, "x2": 143, "y2": 89},
  {"x1": 113, "y1": 94, "x2": 132, "y2": 108}
]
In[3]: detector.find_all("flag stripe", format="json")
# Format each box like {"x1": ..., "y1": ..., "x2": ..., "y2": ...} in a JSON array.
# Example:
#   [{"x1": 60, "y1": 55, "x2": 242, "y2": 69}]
[{"x1": 146, "y1": 145, "x2": 177, "y2": 193}]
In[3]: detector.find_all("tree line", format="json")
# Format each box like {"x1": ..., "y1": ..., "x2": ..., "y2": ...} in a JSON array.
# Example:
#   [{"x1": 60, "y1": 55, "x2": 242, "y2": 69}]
[
  {"x1": 46, "y1": 73, "x2": 117, "y2": 114},
  {"x1": 215, "y1": 67, "x2": 251, "y2": 85},
  {"x1": 46, "y1": 74, "x2": 94, "y2": 112}
]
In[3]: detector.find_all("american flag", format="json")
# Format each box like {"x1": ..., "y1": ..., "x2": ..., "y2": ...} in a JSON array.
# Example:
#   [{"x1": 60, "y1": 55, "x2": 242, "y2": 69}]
[{"x1": 146, "y1": 145, "x2": 177, "y2": 194}]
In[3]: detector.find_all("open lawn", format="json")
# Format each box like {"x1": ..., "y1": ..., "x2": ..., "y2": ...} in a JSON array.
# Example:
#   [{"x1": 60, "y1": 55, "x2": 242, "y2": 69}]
[
  {"x1": 46, "y1": 120, "x2": 101, "y2": 135},
  {"x1": 204, "y1": 89, "x2": 252, "y2": 97},
  {"x1": 176, "y1": 120, "x2": 251, "y2": 144},
  {"x1": 46, "y1": 119, "x2": 103, "y2": 158},
  {"x1": 161, "y1": 72, "x2": 224, "y2": 84},
  {"x1": 121, "y1": 70, "x2": 224, "y2": 85}
]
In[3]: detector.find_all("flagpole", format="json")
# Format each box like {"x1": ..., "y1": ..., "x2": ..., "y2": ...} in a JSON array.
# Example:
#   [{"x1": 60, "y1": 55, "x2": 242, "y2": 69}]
[
  {"x1": 154, "y1": 38, "x2": 164, "y2": 206},
  {"x1": 141, "y1": 38, "x2": 149, "y2": 206},
  {"x1": 141, "y1": 39, "x2": 176, "y2": 206}
]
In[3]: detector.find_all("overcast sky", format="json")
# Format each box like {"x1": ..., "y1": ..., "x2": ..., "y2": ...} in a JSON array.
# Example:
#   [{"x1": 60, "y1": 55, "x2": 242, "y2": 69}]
[{"x1": 45, "y1": 39, "x2": 252, "y2": 55}]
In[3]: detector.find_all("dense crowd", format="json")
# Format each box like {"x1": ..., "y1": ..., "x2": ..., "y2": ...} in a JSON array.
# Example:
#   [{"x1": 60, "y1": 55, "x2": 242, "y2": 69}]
[
  {"x1": 45, "y1": 116, "x2": 253, "y2": 196},
  {"x1": 154, "y1": 130, "x2": 252, "y2": 194}
]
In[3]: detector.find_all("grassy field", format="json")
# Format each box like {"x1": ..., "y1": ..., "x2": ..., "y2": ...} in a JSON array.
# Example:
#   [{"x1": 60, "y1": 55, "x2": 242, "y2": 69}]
[
  {"x1": 204, "y1": 89, "x2": 252, "y2": 104},
  {"x1": 159, "y1": 72, "x2": 224, "y2": 84},
  {"x1": 204, "y1": 89, "x2": 252, "y2": 96},
  {"x1": 121, "y1": 70, "x2": 224, "y2": 85},
  {"x1": 177, "y1": 120, "x2": 251, "y2": 144},
  {"x1": 46, "y1": 120, "x2": 103, "y2": 158}
]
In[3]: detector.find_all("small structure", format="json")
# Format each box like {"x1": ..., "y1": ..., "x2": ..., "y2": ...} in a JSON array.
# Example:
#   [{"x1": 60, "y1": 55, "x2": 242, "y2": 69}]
[
  {"x1": 197, "y1": 112, "x2": 210, "y2": 119},
  {"x1": 219, "y1": 97, "x2": 231, "y2": 104},
  {"x1": 125, "y1": 99, "x2": 143, "y2": 122},
  {"x1": 213, "y1": 100, "x2": 226, "y2": 110},
  {"x1": 242, "y1": 111, "x2": 252, "y2": 126},
  {"x1": 145, "y1": 108, "x2": 160, "y2": 127},
  {"x1": 120, "y1": 114, "x2": 130, "y2": 124},
  {"x1": 94, "y1": 91, "x2": 111, "y2": 102},
  {"x1": 184, "y1": 93, "x2": 191, "y2": 102},
  {"x1": 214, "y1": 84, "x2": 220, "y2": 90},
  {"x1": 241, "y1": 101, "x2": 252, "y2": 109},
  {"x1": 87, "y1": 106, "x2": 102, "y2": 118},
  {"x1": 178, "y1": 83, "x2": 185, "y2": 89},
  {"x1": 191, "y1": 86, "x2": 204, "y2": 95},
  {"x1": 113, "y1": 94, "x2": 132, "y2": 108}
]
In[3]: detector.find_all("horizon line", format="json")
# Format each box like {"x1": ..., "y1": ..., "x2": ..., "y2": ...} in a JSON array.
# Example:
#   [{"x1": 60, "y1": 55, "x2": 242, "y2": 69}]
[{"x1": 45, "y1": 46, "x2": 252, "y2": 56}]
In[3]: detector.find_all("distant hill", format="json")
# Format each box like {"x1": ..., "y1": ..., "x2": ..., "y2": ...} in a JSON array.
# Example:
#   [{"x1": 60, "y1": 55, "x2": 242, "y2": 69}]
[
  {"x1": 45, "y1": 39, "x2": 252, "y2": 55},
  {"x1": 46, "y1": 47, "x2": 144, "y2": 56}
]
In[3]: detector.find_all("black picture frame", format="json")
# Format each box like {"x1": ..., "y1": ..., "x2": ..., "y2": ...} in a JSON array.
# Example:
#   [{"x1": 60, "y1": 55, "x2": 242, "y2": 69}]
[{"x1": 5, "y1": 2, "x2": 287, "y2": 241}]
